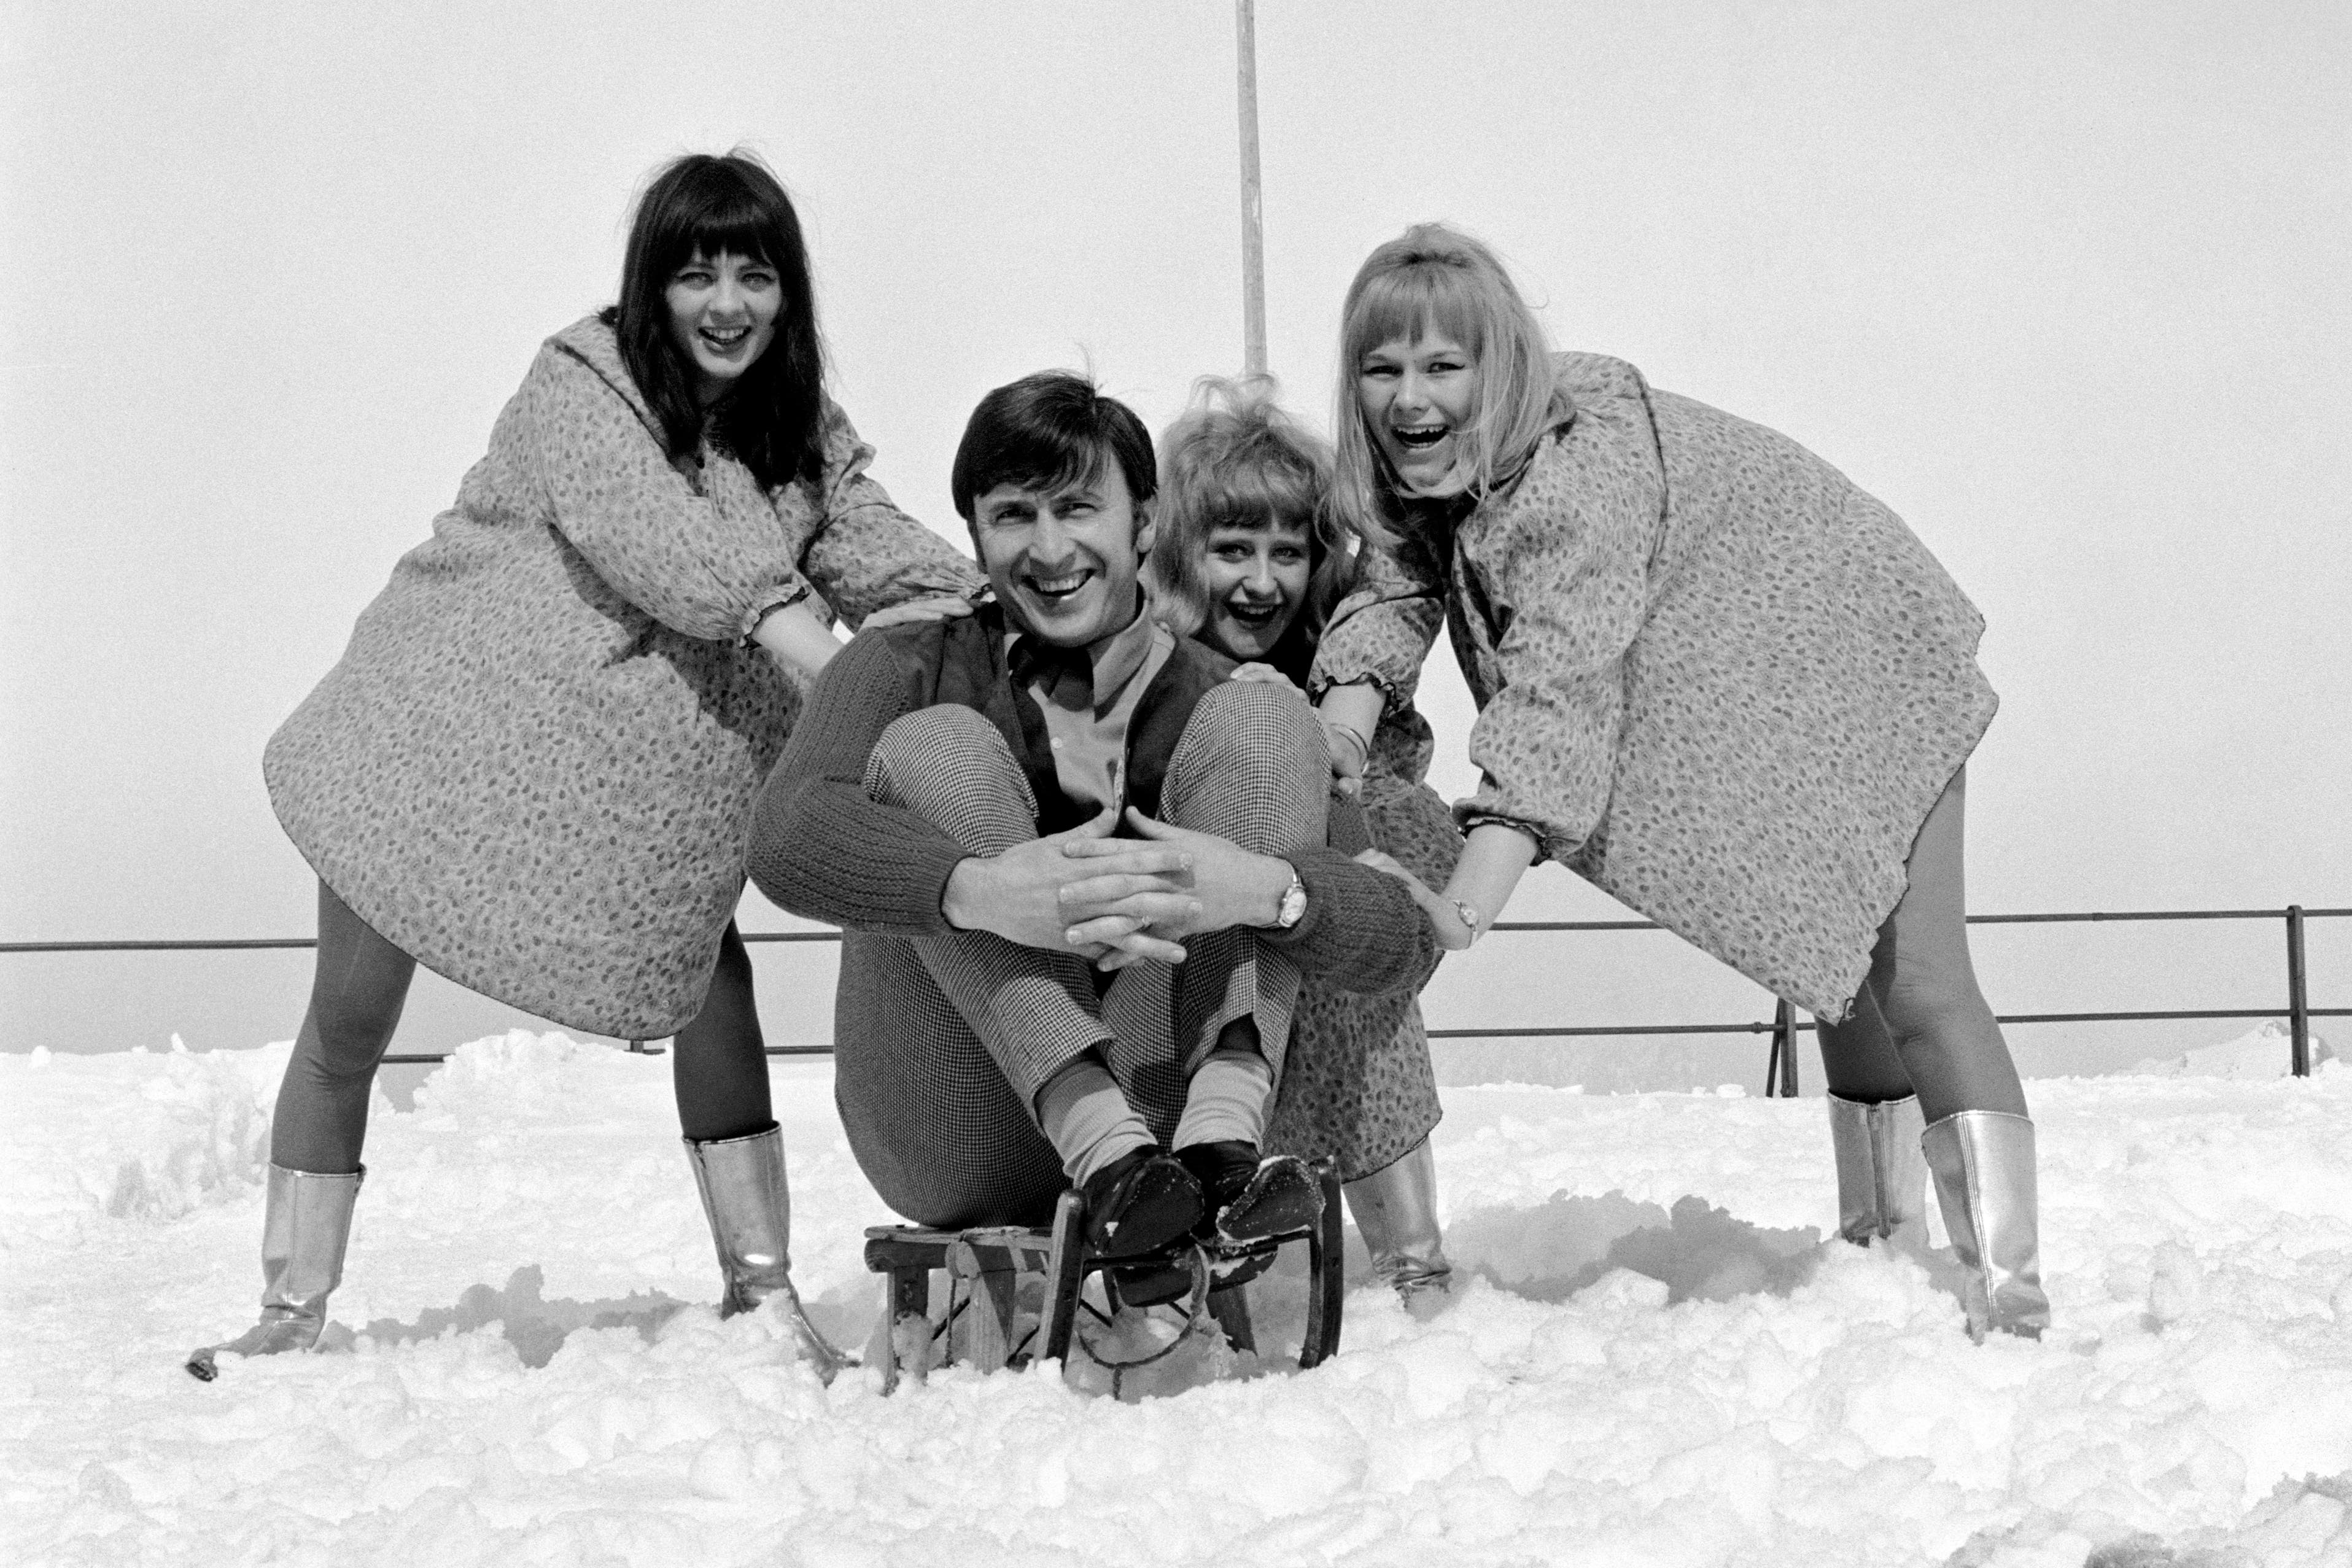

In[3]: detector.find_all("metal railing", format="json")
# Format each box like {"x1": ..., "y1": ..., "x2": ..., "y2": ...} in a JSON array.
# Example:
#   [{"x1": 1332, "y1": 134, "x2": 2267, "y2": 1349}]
[{"x1": 7, "y1": 906, "x2": 2343, "y2": 1091}]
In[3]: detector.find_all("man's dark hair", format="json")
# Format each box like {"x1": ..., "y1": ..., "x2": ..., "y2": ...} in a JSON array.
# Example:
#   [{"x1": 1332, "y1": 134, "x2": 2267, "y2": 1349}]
[
  {"x1": 599, "y1": 150, "x2": 828, "y2": 491},
  {"x1": 950, "y1": 372, "x2": 1157, "y2": 521}
]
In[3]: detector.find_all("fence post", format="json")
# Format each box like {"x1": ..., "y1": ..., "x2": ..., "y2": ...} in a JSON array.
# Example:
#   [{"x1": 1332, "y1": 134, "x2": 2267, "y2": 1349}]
[
  {"x1": 1777, "y1": 999, "x2": 1799, "y2": 1097},
  {"x1": 1765, "y1": 999, "x2": 1798, "y2": 1097},
  {"x1": 2288, "y1": 905, "x2": 2310, "y2": 1077}
]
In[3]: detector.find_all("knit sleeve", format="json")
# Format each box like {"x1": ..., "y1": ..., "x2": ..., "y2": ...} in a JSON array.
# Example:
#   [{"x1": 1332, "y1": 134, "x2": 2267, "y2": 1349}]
[
  {"x1": 796, "y1": 399, "x2": 985, "y2": 627},
  {"x1": 746, "y1": 631, "x2": 968, "y2": 935},
  {"x1": 525, "y1": 344, "x2": 812, "y2": 642},
  {"x1": 1307, "y1": 522, "x2": 1449, "y2": 716},
  {"x1": 1258, "y1": 847, "x2": 1437, "y2": 996}
]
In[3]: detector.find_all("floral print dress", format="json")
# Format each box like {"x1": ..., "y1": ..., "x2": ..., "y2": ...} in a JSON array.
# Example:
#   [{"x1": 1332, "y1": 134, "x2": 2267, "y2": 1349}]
[
  {"x1": 1310, "y1": 352, "x2": 1998, "y2": 1020},
  {"x1": 265, "y1": 317, "x2": 980, "y2": 1038}
]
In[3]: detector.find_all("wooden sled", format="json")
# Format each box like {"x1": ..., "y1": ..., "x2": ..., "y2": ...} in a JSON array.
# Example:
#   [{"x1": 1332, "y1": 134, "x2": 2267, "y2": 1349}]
[{"x1": 862, "y1": 1160, "x2": 1345, "y2": 1393}]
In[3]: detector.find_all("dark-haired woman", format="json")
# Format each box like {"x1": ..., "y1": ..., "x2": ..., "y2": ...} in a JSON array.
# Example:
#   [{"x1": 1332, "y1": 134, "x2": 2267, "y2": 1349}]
[
  {"x1": 187, "y1": 152, "x2": 980, "y2": 1381},
  {"x1": 1146, "y1": 377, "x2": 1460, "y2": 1305}
]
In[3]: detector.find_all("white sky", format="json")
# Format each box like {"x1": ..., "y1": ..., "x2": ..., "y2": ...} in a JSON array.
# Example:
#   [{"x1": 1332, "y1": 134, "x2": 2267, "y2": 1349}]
[{"x1": 4, "y1": 1, "x2": 2348, "y2": 1070}]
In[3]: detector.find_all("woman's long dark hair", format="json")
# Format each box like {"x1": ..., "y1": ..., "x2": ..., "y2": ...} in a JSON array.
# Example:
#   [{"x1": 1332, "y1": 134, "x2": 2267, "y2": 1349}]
[{"x1": 600, "y1": 151, "x2": 826, "y2": 491}]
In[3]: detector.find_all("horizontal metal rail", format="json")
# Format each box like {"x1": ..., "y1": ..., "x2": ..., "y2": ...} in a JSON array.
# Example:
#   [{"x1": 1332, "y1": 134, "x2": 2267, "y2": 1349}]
[
  {"x1": 14, "y1": 909, "x2": 2346, "y2": 953},
  {"x1": 10, "y1": 906, "x2": 2343, "y2": 1084}
]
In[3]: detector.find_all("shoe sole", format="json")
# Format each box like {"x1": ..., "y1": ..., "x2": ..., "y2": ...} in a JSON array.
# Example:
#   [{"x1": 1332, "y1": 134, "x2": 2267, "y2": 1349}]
[{"x1": 1109, "y1": 1257, "x2": 1198, "y2": 1308}]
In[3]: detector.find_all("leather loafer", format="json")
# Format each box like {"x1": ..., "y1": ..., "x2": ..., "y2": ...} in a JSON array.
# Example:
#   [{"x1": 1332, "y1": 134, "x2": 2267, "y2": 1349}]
[
  {"x1": 1081, "y1": 1146, "x2": 1203, "y2": 1260},
  {"x1": 1178, "y1": 1143, "x2": 1321, "y2": 1244}
]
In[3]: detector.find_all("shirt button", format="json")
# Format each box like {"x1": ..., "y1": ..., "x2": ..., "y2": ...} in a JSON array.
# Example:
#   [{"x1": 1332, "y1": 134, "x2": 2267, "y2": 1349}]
[{"x1": 1050, "y1": 739, "x2": 1063, "y2": 749}]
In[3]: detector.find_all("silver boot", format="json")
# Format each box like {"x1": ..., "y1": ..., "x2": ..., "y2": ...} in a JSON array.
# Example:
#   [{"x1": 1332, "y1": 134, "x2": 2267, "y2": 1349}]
[
  {"x1": 1827, "y1": 1093, "x2": 1928, "y2": 1248},
  {"x1": 1922, "y1": 1110, "x2": 2050, "y2": 1341},
  {"x1": 683, "y1": 1125, "x2": 845, "y2": 1382},
  {"x1": 185, "y1": 1163, "x2": 364, "y2": 1380},
  {"x1": 1344, "y1": 1139, "x2": 1453, "y2": 1306}
]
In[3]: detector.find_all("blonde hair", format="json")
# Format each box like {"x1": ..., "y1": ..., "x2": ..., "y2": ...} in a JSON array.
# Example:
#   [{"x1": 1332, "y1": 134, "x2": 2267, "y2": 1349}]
[
  {"x1": 1146, "y1": 376, "x2": 1355, "y2": 643},
  {"x1": 1332, "y1": 223, "x2": 1563, "y2": 548}
]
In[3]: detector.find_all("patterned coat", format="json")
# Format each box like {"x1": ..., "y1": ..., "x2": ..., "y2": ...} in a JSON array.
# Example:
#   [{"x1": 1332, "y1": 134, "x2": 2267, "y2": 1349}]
[
  {"x1": 265, "y1": 317, "x2": 981, "y2": 1038},
  {"x1": 1311, "y1": 352, "x2": 1998, "y2": 1020}
]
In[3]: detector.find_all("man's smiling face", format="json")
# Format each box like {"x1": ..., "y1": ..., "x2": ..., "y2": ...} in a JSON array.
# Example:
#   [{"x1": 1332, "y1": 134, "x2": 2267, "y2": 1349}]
[{"x1": 970, "y1": 449, "x2": 1155, "y2": 648}]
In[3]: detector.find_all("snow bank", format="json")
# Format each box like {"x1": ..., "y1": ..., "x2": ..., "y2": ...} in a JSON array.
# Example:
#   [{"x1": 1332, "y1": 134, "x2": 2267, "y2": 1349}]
[
  {"x1": 4, "y1": 1036, "x2": 294, "y2": 1228},
  {"x1": 5, "y1": 1036, "x2": 2351, "y2": 1567},
  {"x1": 2131, "y1": 1020, "x2": 2337, "y2": 1080}
]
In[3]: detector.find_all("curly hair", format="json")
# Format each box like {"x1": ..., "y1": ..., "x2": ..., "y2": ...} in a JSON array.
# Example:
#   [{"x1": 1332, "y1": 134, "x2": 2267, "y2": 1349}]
[{"x1": 1145, "y1": 375, "x2": 1354, "y2": 644}]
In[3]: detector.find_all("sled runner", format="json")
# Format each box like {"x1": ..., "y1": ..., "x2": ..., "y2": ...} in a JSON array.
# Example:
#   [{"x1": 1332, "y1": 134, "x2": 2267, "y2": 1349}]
[{"x1": 861, "y1": 1160, "x2": 1345, "y2": 1392}]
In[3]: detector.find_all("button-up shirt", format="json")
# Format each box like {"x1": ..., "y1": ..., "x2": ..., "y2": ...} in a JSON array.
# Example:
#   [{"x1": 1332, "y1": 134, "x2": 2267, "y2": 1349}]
[{"x1": 1006, "y1": 600, "x2": 1176, "y2": 818}]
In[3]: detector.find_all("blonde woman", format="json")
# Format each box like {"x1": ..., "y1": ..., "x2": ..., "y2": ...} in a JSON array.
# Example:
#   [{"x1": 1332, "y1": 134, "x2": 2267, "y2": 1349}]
[
  {"x1": 1146, "y1": 378, "x2": 1457, "y2": 1304},
  {"x1": 1311, "y1": 225, "x2": 2045, "y2": 1340}
]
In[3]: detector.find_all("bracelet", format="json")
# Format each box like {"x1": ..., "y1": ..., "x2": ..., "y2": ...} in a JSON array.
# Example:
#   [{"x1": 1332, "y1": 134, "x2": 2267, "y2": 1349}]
[{"x1": 1321, "y1": 720, "x2": 1372, "y2": 766}]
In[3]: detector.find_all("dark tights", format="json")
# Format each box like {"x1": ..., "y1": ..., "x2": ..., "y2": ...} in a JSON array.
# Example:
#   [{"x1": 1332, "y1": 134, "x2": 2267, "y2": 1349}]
[
  {"x1": 1813, "y1": 767, "x2": 2029, "y2": 1125},
  {"x1": 270, "y1": 882, "x2": 416, "y2": 1173},
  {"x1": 270, "y1": 880, "x2": 772, "y2": 1173},
  {"x1": 667, "y1": 922, "x2": 774, "y2": 1143}
]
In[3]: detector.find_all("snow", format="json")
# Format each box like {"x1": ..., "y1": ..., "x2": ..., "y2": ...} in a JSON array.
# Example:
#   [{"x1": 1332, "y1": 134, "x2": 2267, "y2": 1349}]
[{"x1": 6, "y1": 1028, "x2": 2352, "y2": 1567}]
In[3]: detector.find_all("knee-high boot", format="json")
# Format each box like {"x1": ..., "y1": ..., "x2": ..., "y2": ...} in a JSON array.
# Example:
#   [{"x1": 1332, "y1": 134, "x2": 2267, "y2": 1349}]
[
  {"x1": 1921, "y1": 1110, "x2": 2050, "y2": 1341},
  {"x1": 185, "y1": 1163, "x2": 364, "y2": 1380},
  {"x1": 1344, "y1": 1139, "x2": 1452, "y2": 1303},
  {"x1": 683, "y1": 1125, "x2": 845, "y2": 1382},
  {"x1": 1826, "y1": 1093, "x2": 1928, "y2": 1248}
]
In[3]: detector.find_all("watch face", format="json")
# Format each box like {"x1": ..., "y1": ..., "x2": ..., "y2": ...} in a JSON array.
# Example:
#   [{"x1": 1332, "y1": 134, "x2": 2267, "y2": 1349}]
[{"x1": 1277, "y1": 874, "x2": 1308, "y2": 928}]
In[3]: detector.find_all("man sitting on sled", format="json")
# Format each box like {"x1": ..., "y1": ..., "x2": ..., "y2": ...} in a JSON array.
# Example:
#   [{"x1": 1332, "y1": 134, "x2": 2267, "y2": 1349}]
[{"x1": 747, "y1": 371, "x2": 1435, "y2": 1294}]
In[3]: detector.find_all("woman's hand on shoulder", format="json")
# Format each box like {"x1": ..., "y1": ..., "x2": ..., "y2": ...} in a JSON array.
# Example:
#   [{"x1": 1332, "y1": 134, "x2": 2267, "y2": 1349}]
[
  {"x1": 860, "y1": 595, "x2": 976, "y2": 632},
  {"x1": 1227, "y1": 662, "x2": 1297, "y2": 688}
]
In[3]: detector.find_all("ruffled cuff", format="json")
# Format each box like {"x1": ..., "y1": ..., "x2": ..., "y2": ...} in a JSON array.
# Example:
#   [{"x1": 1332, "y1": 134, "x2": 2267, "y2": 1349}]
[
  {"x1": 1454, "y1": 805, "x2": 1554, "y2": 866},
  {"x1": 738, "y1": 580, "x2": 815, "y2": 645},
  {"x1": 1304, "y1": 666, "x2": 1416, "y2": 716}
]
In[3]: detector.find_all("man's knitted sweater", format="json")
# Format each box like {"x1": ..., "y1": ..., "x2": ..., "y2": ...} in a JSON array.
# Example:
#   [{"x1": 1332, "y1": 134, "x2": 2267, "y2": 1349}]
[{"x1": 748, "y1": 600, "x2": 1431, "y2": 994}]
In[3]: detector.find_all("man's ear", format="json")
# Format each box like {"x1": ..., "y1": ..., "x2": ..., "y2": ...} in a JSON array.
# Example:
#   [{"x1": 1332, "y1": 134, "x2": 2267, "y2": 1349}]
[{"x1": 1133, "y1": 496, "x2": 1157, "y2": 560}]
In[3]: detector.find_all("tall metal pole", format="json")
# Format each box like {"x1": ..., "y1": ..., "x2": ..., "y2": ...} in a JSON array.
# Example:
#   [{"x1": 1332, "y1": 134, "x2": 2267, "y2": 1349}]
[{"x1": 1235, "y1": 0, "x2": 1267, "y2": 376}]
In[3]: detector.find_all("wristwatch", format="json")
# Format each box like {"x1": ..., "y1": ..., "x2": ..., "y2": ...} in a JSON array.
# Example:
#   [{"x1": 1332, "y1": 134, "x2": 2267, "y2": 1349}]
[
  {"x1": 1271, "y1": 865, "x2": 1308, "y2": 930},
  {"x1": 1448, "y1": 898, "x2": 1486, "y2": 945}
]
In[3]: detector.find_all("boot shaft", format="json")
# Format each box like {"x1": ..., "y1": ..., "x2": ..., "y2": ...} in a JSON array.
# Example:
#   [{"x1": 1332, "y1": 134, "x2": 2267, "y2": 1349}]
[{"x1": 259, "y1": 1163, "x2": 364, "y2": 1315}]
